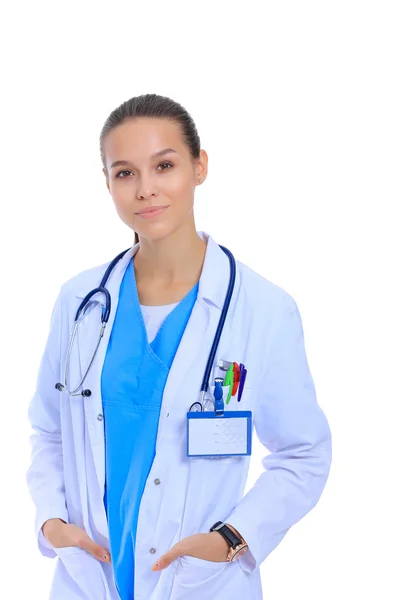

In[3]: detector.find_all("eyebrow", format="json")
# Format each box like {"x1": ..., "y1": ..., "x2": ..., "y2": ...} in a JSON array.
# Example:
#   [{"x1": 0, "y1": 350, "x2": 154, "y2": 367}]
[{"x1": 109, "y1": 148, "x2": 178, "y2": 170}]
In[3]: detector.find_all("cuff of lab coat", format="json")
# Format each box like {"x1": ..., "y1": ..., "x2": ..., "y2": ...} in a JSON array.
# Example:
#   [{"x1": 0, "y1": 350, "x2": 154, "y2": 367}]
[
  {"x1": 226, "y1": 517, "x2": 258, "y2": 574},
  {"x1": 36, "y1": 511, "x2": 69, "y2": 559}
]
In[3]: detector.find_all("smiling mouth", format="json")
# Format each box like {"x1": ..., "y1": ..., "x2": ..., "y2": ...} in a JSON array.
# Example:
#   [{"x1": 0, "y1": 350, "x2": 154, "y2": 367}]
[{"x1": 136, "y1": 206, "x2": 169, "y2": 218}]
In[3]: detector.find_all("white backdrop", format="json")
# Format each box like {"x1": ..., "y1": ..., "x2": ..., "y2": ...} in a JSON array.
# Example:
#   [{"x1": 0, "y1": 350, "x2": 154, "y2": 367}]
[{"x1": 1, "y1": 1, "x2": 399, "y2": 598}]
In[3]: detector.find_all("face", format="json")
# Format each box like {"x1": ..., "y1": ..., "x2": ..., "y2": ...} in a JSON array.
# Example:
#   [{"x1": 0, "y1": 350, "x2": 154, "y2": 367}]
[{"x1": 102, "y1": 117, "x2": 208, "y2": 242}]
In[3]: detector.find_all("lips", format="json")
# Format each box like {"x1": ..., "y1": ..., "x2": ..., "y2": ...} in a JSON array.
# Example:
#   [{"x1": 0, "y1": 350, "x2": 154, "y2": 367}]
[
  {"x1": 136, "y1": 206, "x2": 169, "y2": 219},
  {"x1": 136, "y1": 206, "x2": 168, "y2": 215}
]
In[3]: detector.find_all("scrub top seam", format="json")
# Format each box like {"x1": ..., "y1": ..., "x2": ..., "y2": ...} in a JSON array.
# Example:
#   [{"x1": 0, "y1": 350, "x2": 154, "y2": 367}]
[
  {"x1": 129, "y1": 258, "x2": 171, "y2": 376},
  {"x1": 149, "y1": 283, "x2": 198, "y2": 351}
]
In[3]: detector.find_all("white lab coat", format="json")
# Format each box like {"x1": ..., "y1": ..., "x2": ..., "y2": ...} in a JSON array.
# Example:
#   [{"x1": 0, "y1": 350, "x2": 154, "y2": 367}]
[{"x1": 26, "y1": 231, "x2": 332, "y2": 600}]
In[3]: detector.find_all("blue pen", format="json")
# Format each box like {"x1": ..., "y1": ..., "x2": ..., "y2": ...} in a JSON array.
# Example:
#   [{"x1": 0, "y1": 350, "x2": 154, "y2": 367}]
[
  {"x1": 237, "y1": 366, "x2": 247, "y2": 402},
  {"x1": 237, "y1": 364, "x2": 245, "y2": 399}
]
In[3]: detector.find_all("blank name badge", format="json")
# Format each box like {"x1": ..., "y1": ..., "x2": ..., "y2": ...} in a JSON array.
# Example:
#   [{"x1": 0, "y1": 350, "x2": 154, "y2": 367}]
[{"x1": 186, "y1": 411, "x2": 252, "y2": 457}]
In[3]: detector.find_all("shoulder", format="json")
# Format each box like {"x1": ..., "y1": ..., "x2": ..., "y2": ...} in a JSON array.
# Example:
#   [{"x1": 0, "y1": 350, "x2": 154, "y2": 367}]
[
  {"x1": 59, "y1": 259, "x2": 111, "y2": 300},
  {"x1": 236, "y1": 259, "x2": 298, "y2": 317}
]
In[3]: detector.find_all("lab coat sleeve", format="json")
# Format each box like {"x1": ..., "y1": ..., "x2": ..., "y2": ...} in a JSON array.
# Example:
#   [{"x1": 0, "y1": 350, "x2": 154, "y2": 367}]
[
  {"x1": 26, "y1": 286, "x2": 69, "y2": 559},
  {"x1": 225, "y1": 292, "x2": 332, "y2": 573}
]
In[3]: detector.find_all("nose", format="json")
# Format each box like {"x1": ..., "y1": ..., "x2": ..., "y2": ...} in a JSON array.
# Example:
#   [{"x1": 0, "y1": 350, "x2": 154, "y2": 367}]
[{"x1": 136, "y1": 172, "x2": 158, "y2": 199}]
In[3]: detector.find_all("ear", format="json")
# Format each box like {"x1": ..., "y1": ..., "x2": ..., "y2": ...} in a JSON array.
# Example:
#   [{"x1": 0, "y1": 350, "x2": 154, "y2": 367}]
[{"x1": 196, "y1": 149, "x2": 208, "y2": 184}]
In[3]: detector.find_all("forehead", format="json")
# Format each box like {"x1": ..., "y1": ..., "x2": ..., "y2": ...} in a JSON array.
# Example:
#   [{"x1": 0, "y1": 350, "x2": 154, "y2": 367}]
[{"x1": 103, "y1": 118, "x2": 186, "y2": 163}]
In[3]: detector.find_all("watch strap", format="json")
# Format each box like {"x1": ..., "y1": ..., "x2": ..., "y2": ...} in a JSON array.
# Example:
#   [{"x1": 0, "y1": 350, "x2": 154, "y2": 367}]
[{"x1": 210, "y1": 521, "x2": 242, "y2": 549}]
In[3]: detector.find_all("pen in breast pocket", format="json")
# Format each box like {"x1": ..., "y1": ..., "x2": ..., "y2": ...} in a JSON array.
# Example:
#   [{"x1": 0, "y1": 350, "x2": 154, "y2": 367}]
[
  {"x1": 231, "y1": 362, "x2": 240, "y2": 397},
  {"x1": 223, "y1": 364, "x2": 234, "y2": 404},
  {"x1": 237, "y1": 364, "x2": 247, "y2": 402}
]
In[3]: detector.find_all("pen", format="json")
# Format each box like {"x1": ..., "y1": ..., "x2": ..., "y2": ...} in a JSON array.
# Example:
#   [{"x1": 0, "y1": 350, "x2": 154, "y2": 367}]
[
  {"x1": 231, "y1": 362, "x2": 240, "y2": 396},
  {"x1": 237, "y1": 366, "x2": 247, "y2": 402},
  {"x1": 223, "y1": 364, "x2": 234, "y2": 404}
]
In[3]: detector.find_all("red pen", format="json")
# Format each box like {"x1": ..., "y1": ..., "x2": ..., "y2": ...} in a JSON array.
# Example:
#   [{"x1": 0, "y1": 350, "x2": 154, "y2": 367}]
[{"x1": 231, "y1": 362, "x2": 240, "y2": 396}]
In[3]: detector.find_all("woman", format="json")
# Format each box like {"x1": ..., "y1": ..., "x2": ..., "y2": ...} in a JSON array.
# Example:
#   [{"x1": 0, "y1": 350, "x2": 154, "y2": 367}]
[{"x1": 26, "y1": 93, "x2": 332, "y2": 600}]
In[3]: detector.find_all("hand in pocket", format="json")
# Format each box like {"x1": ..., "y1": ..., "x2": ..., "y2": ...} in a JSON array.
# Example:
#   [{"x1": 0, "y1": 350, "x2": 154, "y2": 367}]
[{"x1": 42, "y1": 518, "x2": 111, "y2": 563}]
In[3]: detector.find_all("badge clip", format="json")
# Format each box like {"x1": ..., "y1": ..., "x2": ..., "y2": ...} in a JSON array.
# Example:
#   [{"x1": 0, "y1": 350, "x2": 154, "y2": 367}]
[{"x1": 213, "y1": 378, "x2": 225, "y2": 416}]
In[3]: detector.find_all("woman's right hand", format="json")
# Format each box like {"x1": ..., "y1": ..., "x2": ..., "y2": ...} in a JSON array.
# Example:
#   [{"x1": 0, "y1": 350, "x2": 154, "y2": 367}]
[{"x1": 42, "y1": 518, "x2": 111, "y2": 563}]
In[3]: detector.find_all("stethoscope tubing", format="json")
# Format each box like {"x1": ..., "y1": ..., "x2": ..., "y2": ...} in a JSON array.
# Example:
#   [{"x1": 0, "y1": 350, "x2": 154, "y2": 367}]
[
  {"x1": 198, "y1": 246, "x2": 236, "y2": 396},
  {"x1": 57, "y1": 244, "x2": 235, "y2": 402}
]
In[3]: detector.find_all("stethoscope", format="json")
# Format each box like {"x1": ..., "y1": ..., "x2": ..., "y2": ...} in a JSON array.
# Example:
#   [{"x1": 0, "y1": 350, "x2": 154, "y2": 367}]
[{"x1": 55, "y1": 245, "x2": 236, "y2": 411}]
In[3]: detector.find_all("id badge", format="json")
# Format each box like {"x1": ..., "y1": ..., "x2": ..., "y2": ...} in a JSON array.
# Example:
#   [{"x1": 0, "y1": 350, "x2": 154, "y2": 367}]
[{"x1": 186, "y1": 411, "x2": 252, "y2": 457}]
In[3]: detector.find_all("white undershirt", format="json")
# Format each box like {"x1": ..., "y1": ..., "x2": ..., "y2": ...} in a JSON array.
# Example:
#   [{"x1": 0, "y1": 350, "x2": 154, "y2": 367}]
[{"x1": 140, "y1": 302, "x2": 179, "y2": 344}]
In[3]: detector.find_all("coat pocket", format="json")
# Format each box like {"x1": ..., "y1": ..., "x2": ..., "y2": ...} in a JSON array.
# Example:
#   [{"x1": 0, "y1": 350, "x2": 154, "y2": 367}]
[
  {"x1": 180, "y1": 555, "x2": 229, "y2": 570},
  {"x1": 53, "y1": 547, "x2": 109, "y2": 599},
  {"x1": 170, "y1": 556, "x2": 251, "y2": 600},
  {"x1": 53, "y1": 545, "x2": 85, "y2": 555}
]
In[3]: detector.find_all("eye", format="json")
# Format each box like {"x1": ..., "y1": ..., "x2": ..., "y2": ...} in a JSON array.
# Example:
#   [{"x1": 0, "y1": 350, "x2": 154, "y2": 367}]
[
  {"x1": 116, "y1": 170, "x2": 133, "y2": 178},
  {"x1": 158, "y1": 161, "x2": 173, "y2": 171},
  {"x1": 115, "y1": 162, "x2": 173, "y2": 179}
]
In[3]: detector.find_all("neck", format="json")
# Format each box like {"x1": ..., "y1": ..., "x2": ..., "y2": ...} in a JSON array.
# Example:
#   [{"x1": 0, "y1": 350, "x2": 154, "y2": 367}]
[{"x1": 133, "y1": 225, "x2": 207, "y2": 286}]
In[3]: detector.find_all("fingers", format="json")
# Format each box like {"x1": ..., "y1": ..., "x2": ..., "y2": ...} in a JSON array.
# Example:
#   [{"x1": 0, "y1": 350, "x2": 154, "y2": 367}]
[
  {"x1": 94, "y1": 546, "x2": 112, "y2": 564},
  {"x1": 45, "y1": 522, "x2": 111, "y2": 563},
  {"x1": 82, "y1": 538, "x2": 111, "y2": 563},
  {"x1": 75, "y1": 530, "x2": 111, "y2": 563},
  {"x1": 152, "y1": 546, "x2": 182, "y2": 571}
]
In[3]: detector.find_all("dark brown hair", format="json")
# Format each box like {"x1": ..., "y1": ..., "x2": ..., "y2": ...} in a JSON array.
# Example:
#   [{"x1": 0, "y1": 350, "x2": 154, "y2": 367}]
[{"x1": 99, "y1": 93, "x2": 201, "y2": 245}]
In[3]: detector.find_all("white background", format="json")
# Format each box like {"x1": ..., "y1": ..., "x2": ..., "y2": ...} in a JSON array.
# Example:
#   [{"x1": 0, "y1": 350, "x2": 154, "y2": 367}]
[{"x1": 1, "y1": 1, "x2": 399, "y2": 598}]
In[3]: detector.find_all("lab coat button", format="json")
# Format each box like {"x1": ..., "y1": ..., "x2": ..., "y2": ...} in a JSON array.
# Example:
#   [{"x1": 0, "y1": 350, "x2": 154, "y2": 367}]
[
  {"x1": 154, "y1": 478, "x2": 161, "y2": 485},
  {"x1": 97, "y1": 414, "x2": 104, "y2": 421},
  {"x1": 149, "y1": 547, "x2": 156, "y2": 554}
]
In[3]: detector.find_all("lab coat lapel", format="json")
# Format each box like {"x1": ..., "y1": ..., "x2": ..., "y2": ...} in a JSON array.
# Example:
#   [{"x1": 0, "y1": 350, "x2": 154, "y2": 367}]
[
  {"x1": 75, "y1": 246, "x2": 136, "y2": 492},
  {"x1": 156, "y1": 232, "x2": 233, "y2": 440},
  {"x1": 158, "y1": 297, "x2": 210, "y2": 419},
  {"x1": 73, "y1": 232, "x2": 233, "y2": 487}
]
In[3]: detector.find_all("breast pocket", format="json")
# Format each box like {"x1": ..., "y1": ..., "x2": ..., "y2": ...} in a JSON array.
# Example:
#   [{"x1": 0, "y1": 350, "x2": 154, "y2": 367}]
[
  {"x1": 208, "y1": 384, "x2": 253, "y2": 413},
  {"x1": 231, "y1": 385, "x2": 253, "y2": 411},
  {"x1": 206, "y1": 384, "x2": 252, "y2": 412}
]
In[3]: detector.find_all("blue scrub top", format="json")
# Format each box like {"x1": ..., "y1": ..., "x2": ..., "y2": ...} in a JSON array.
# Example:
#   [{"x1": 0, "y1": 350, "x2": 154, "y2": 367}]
[{"x1": 101, "y1": 257, "x2": 198, "y2": 600}]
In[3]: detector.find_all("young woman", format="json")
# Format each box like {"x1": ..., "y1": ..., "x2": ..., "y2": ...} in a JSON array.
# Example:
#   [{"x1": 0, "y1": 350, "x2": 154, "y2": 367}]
[{"x1": 26, "y1": 93, "x2": 332, "y2": 600}]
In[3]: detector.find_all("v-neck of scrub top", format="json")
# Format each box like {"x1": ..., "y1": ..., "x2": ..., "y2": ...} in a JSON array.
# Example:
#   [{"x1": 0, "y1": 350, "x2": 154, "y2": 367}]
[
  {"x1": 100, "y1": 257, "x2": 199, "y2": 600},
  {"x1": 140, "y1": 301, "x2": 179, "y2": 344}
]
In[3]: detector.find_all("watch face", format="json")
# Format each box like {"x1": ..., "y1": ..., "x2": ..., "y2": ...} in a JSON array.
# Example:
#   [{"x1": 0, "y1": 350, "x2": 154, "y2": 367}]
[{"x1": 230, "y1": 544, "x2": 248, "y2": 562}]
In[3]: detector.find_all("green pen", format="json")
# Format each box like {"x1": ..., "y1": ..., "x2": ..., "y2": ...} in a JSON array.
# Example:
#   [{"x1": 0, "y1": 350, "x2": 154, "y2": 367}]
[{"x1": 223, "y1": 364, "x2": 234, "y2": 404}]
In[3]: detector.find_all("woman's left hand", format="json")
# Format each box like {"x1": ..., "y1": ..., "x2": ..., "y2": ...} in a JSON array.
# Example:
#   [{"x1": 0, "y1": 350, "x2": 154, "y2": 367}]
[{"x1": 152, "y1": 532, "x2": 230, "y2": 571}]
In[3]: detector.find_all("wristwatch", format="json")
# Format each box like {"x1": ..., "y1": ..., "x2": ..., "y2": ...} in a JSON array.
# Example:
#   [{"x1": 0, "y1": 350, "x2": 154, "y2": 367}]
[{"x1": 210, "y1": 521, "x2": 249, "y2": 562}]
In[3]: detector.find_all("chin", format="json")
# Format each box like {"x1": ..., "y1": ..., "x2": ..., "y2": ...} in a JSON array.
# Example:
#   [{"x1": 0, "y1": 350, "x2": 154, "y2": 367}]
[{"x1": 135, "y1": 226, "x2": 175, "y2": 243}]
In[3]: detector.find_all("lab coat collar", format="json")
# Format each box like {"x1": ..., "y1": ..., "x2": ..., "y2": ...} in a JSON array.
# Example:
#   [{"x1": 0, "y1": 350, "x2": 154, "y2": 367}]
[
  {"x1": 75, "y1": 231, "x2": 230, "y2": 310},
  {"x1": 197, "y1": 230, "x2": 230, "y2": 309}
]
